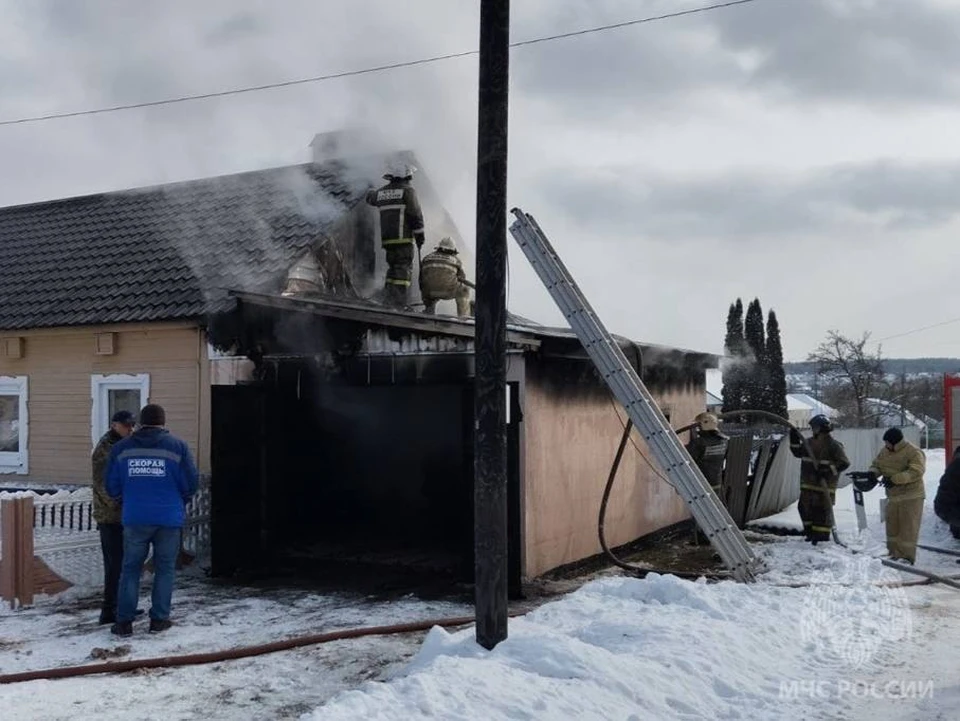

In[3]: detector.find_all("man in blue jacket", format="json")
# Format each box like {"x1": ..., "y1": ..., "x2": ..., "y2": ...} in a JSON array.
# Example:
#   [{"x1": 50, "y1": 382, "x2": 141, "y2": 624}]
[{"x1": 106, "y1": 404, "x2": 199, "y2": 636}]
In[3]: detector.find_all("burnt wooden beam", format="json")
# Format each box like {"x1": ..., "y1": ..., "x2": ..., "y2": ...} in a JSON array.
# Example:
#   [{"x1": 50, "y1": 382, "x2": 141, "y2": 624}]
[
  {"x1": 474, "y1": 0, "x2": 510, "y2": 651},
  {"x1": 227, "y1": 290, "x2": 541, "y2": 349}
]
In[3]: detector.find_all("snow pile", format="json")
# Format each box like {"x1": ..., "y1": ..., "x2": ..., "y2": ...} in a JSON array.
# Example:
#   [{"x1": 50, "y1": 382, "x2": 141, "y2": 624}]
[{"x1": 308, "y1": 572, "x2": 908, "y2": 720}]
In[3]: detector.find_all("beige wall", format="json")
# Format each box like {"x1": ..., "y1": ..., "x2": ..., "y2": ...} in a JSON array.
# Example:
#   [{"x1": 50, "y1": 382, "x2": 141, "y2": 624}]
[
  {"x1": 522, "y1": 361, "x2": 704, "y2": 579},
  {"x1": 0, "y1": 322, "x2": 210, "y2": 485}
]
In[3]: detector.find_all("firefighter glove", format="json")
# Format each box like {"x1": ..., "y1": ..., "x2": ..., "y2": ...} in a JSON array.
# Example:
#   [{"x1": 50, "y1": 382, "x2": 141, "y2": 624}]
[{"x1": 879, "y1": 476, "x2": 893, "y2": 488}]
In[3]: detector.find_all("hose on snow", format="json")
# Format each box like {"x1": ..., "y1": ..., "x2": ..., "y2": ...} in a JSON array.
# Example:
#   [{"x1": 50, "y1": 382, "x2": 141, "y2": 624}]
[{"x1": 598, "y1": 408, "x2": 846, "y2": 579}]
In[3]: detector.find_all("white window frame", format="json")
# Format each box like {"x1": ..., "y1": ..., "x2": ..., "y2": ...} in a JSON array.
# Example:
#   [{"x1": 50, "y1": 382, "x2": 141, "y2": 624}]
[
  {"x1": 91, "y1": 373, "x2": 150, "y2": 447},
  {"x1": 0, "y1": 375, "x2": 28, "y2": 475}
]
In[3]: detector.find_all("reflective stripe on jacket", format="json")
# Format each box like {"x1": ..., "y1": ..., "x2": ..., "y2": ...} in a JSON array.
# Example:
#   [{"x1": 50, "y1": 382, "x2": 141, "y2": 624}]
[{"x1": 365, "y1": 180, "x2": 425, "y2": 247}]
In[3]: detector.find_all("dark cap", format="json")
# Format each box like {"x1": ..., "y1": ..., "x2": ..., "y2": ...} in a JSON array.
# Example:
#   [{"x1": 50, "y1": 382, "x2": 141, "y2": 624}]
[
  {"x1": 111, "y1": 410, "x2": 136, "y2": 426},
  {"x1": 883, "y1": 427, "x2": 904, "y2": 445},
  {"x1": 138, "y1": 404, "x2": 166, "y2": 427}
]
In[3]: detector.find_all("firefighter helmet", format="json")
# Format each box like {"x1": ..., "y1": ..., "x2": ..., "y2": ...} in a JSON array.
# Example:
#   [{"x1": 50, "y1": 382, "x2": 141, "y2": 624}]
[
  {"x1": 437, "y1": 237, "x2": 457, "y2": 253},
  {"x1": 383, "y1": 162, "x2": 417, "y2": 180},
  {"x1": 695, "y1": 412, "x2": 719, "y2": 432},
  {"x1": 810, "y1": 414, "x2": 833, "y2": 433},
  {"x1": 853, "y1": 476, "x2": 879, "y2": 492}
]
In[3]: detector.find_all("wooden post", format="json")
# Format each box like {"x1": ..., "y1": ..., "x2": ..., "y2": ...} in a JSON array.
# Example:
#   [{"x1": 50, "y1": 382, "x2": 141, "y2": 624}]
[
  {"x1": 0, "y1": 495, "x2": 34, "y2": 608},
  {"x1": 0, "y1": 498, "x2": 15, "y2": 608},
  {"x1": 17, "y1": 495, "x2": 34, "y2": 607},
  {"x1": 474, "y1": 0, "x2": 510, "y2": 650}
]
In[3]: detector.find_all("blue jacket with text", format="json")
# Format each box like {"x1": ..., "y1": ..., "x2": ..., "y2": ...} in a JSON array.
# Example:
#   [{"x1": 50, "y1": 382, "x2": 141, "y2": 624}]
[{"x1": 106, "y1": 427, "x2": 199, "y2": 528}]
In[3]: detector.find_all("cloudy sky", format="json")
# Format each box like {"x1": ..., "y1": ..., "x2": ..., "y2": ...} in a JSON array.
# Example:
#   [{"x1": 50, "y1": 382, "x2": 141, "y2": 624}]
[{"x1": 1, "y1": 0, "x2": 959, "y2": 360}]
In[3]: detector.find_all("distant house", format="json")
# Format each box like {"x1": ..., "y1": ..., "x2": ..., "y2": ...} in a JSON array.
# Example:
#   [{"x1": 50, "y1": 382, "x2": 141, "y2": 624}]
[
  {"x1": 862, "y1": 398, "x2": 927, "y2": 431},
  {"x1": 786, "y1": 394, "x2": 839, "y2": 427},
  {"x1": 1, "y1": 132, "x2": 718, "y2": 588}
]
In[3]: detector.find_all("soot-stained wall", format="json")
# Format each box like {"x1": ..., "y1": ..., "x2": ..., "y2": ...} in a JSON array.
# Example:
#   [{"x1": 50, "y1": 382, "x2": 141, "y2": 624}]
[{"x1": 521, "y1": 355, "x2": 706, "y2": 578}]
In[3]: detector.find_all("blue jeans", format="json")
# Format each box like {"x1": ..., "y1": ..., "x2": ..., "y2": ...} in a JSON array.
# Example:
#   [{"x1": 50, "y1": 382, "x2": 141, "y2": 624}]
[{"x1": 117, "y1": 525, "x2": 181, "y2": 623}]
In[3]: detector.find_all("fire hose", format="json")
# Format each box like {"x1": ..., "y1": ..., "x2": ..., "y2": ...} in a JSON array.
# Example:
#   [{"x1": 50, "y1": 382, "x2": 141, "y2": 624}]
[
  {"x1": 598, "y1": 408, "x2": 846, "y2": 579},
  {"x1": 0, "y1": 613, "x2": 526, "y2": 685}
]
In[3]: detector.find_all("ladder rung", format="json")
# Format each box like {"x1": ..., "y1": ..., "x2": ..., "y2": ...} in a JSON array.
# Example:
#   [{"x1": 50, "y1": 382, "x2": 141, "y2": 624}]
[{"x1": 509, "y1": 209, "x2": 762, "y2": 582}]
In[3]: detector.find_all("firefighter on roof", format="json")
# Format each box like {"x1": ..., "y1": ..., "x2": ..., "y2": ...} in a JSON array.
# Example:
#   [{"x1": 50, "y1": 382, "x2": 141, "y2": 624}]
[
  {"x1": 365, "y1": 163, "x2": 425, "y2": 307},
  {"x1": 789, "y1": 414, "x2": 850, "y2": 544},
  {"x1": 419, "y1": 237, "x2": 474, "y2": 317}
]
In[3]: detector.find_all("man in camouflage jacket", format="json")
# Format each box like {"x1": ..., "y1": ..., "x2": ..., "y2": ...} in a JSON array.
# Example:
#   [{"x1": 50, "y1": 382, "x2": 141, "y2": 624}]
[{"x1": 92, "y1": 410, "x2": 136, "y2": 624}]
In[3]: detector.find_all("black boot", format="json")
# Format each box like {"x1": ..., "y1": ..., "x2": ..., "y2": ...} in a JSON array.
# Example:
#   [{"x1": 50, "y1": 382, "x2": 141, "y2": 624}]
[
  {"x1": 98, "y1": 609, "x2": 116, "y2": 625},
  {"x1": 149, "y1": 619, "x2": 173, "y2": 634},
  {"x1": 110, "y1": 621, "x2": 133, "y2": 637}
]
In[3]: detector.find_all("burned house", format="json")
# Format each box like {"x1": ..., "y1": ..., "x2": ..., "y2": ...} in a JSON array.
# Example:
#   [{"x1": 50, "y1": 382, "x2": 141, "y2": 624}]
[{"x1": 0, "y1": 134, "x2": 716, "y2": 591}]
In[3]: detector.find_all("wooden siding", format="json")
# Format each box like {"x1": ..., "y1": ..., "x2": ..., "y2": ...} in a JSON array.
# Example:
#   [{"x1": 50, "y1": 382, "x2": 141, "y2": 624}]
[
  {"x1": 522, "y1": 360, "x2": 703, "y2": 579},
  {"x1": 0, "y1": 322, "x2": 208, "y2": 484}
]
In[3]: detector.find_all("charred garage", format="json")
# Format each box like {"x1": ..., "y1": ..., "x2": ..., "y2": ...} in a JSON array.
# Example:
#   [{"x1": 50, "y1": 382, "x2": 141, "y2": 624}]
[{"x1": 207, "y1": 290, "x2": 716, "y2": 596}]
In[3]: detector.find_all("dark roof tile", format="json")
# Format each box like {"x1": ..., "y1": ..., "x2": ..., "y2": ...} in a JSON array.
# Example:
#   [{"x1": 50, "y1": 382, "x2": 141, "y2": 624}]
[{"x1": 0, "y1": 160, "x2": 369, "y2": 331}]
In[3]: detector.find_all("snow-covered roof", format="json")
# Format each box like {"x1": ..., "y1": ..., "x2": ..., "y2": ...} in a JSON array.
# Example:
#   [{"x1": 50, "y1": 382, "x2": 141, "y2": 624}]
[
  {"x1": 864, "y1": 397, "x2": 927, "y2": 430},
  {"x1": 787, "y1": 393, "x2": 839, "y2": 417}
]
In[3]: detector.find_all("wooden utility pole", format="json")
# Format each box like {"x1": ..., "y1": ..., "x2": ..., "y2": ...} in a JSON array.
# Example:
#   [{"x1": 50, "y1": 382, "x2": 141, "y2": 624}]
[{"x1": 474, "y1": 0, "x2": 510, "y2": 650}]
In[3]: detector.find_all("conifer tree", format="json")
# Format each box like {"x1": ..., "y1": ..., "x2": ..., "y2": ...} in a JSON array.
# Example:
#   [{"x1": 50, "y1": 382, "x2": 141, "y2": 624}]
[
  {"x1": 743, "y1": 298, "x2": 767, "y2": 410},
  {"x1": 765, "y1": 310, "x2": 789, "y2": 418},
  {"x1": 721, "y1": 299, "x2": 746, "y2": 412}
]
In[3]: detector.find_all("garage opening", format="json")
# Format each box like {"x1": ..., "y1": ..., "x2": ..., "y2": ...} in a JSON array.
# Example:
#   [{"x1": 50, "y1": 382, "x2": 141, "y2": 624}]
[{"x1": 210, "y1": 356, "x2": 521, "y2": 597}]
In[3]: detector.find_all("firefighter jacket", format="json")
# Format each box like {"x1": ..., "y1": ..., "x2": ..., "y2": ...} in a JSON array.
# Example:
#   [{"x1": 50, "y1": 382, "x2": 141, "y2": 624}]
[
  {"x1": 92, "y1": 430, "x2": 123, "y2": 525},
  {"x1": 934, "y1": 450, "x2": 960, "y2": 526},
  {"x1": 790, "y1": 431, "x2": 850, "y2": 492},
  {"x1": 686, "y1": 429, "x2": 727, "y2": 490},
  {"x1": 365, "y1": 179, "x2": 425, "y2": 249},
  {"x1": 420, "y1": 250, "x2": 466, "y2": 298},
  {"x1": 870, "y1": 439, "x2": 926, "y2": 501}
]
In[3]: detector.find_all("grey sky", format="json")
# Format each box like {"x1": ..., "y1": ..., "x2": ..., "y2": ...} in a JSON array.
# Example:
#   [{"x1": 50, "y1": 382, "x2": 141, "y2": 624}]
[{"x1": 1, "y1": 0, "x2": 958, "y2": 360}]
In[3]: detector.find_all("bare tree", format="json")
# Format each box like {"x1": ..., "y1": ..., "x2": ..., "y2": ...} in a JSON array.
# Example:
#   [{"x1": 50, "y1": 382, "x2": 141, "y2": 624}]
[{"x1": 807, "y1": 330, "x2": 885, "y2": 426}]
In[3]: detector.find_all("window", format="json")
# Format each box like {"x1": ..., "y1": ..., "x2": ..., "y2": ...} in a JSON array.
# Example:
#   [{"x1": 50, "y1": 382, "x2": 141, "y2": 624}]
[
  {"x1": 0, "y1": 376, "x2": 28, "y2": 475},
  {"x1": 91, "y1": 374, "x2": 150, "y2": 446}
]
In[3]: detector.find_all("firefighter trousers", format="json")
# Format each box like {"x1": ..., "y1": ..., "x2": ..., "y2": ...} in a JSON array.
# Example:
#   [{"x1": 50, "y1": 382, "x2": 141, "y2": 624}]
[
  {"x1": 885, "y1": 495, "x2": 924, "y2": 564},
  {"x1": 798, "y1": 485, "x2": 835, "y2": 542},
  {"x1": 383, "y1": 245, "x2": 414, "y2": 306}
]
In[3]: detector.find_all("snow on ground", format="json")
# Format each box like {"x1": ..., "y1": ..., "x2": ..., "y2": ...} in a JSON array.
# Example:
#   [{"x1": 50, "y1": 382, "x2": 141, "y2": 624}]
[
  {"x1": 309, "y1": 449, "x2": 960, "y2": 720},
  {"x1": 0, "y1": 577, "x2": 473, "y2": 720},
  {"x1": 5, "y1": 450, "x2": 960, "y2": 720}
]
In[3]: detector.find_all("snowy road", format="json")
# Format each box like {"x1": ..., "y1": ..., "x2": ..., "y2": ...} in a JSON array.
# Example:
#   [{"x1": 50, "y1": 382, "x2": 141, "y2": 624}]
[{"x1": 4, "y1": 450, "x2": 960, "y2": 720}]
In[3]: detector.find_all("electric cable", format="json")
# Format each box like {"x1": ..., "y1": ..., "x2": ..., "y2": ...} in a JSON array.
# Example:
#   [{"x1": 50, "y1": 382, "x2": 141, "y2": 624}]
[{"x1": 0, "y1": 0, "x2": 766, "y2": 127}]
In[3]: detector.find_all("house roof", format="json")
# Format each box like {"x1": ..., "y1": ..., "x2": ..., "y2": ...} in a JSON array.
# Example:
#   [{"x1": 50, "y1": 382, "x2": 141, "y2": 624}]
[
  {"x1": 0, "y1": 160, "x2": 373, "y2": 332},
  {"x1": 787, "y1": 393, "x2": 839, "y2": 417}
]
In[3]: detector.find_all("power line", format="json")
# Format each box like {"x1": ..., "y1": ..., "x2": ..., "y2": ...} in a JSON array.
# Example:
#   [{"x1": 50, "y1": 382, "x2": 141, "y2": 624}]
[
  {"x1": 0, "y1": 0, "x2": 763, "y2": 128},
  {"x1": 874, "y1": 316, "x2": 960, "y2": 344}
]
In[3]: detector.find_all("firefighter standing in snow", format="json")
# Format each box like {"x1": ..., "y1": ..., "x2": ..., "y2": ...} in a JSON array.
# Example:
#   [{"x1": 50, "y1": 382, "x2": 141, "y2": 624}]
[
  {"x1": 365, "y1": 164, "x2": 425, "y2": 307},
  {"x1": 789, "y1": 415, "x2": 850, "y2": 544},
  {"x1": 868, "y1": 427, "x2": 926, "y2": 564},
  {"x1": 419, "y1": 237, "x2": 473, "y2": 317},
  {"x1": 686, "y1": 412, "x2": 728, "y2": 499},
  {"x1": 686, "y1": 412, "x2": 729, "y2": 546}
]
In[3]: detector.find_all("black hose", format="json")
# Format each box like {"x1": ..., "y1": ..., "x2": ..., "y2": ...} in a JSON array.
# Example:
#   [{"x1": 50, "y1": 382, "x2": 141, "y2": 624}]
[
  {"x1": 711, "y1": 410, "x2": 845, "y2": 547},
  {"x1": 597, "y1": 408, "x2": 847, "y2": 580}
]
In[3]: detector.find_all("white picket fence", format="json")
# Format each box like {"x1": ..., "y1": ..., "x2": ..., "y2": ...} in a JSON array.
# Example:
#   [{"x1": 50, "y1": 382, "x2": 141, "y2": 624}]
[{"x1": 0, "y1": 478, "x2": 210, "y2": 593}]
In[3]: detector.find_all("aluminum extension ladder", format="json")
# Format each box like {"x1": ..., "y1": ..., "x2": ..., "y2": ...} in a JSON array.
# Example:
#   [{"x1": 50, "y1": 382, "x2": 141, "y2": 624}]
[{"x1": 508, "y1": 208, "x2": 763, "y2": 582}]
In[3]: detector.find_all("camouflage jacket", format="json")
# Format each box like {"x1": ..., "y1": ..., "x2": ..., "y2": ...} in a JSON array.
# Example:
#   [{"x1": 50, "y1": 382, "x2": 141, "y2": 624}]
[{"x1": 92, "y1": 430, "x2": 123, "y2": 524}]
